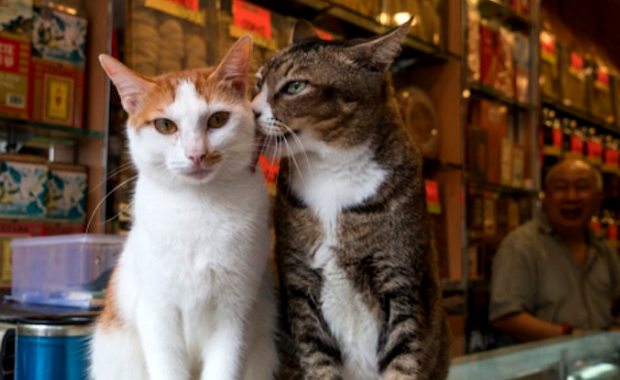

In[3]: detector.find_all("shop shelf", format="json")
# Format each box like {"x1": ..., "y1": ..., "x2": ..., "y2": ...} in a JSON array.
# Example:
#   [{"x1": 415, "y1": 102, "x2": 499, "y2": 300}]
[
  {"x1": 467, "y1": 176, "x2": 541, "y2": 196},
  {"x1": 0, "y1": 117, "x2": 105, "y2": 147},
  {"x1": 542, "y1": 96, "x2": 620, "y2": 137},
  {"x1": 249, "y1": 0, "x2": 460, "y2": 65},
  {"x1": 442, "y1": 279, "x2": 466, "y2": 294},
  {"x1": 423, "y1": 159, "x2": 463, "y2": 172},
  {"x1": 467, "y1": 82, "x2": 533, "y2": 111},
  {"x1": 476, "y1": 0, "x2": 531, "y2": 32}
]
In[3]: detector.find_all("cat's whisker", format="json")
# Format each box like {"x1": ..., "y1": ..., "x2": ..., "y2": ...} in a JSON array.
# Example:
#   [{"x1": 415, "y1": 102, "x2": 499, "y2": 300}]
[
  {"x1": 284, "y1": 138, "x2": 306, "y2": 188},
  {"x1": 281, "y1": 125, "x2": 313, "y2": 176},
  {"x1": 85, "y1": 174, "x2": 138, "y2": 234},
  {"x1": 88, "y1": 162, "x2": 135, "y2": 196},
  {"x1": 102, "y1": 200, "x2": 135, "y2": 225}
]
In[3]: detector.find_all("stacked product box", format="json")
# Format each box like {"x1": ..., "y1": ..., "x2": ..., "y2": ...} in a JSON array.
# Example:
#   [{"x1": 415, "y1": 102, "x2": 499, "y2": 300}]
[
  {"x1": 0, "y1": 0, "x2": 33, "y2": 120},
  {"x1": 46, "y1": 163, "x2": 87, "y2": 223},
  {"x1": 29, "y1": 5, "x2": 87, "y2": 128}
]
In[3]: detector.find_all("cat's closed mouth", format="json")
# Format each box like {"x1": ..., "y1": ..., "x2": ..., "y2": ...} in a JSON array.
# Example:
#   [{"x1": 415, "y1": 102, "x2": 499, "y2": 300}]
[{"x1": 184, "y1": 168, "x2": 213, "y2": 180}]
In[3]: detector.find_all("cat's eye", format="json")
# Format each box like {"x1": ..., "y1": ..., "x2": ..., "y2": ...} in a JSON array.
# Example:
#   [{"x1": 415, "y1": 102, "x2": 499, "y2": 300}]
[
  {"x1": 208, "y1": 112, "x2": 230, "y2": 129},
  {"x1": 284, "y1": 81, "x2": 308, "y2": 95},
  {"x1": 153, "y1": 118, "x2": 178, "y2": 134}
]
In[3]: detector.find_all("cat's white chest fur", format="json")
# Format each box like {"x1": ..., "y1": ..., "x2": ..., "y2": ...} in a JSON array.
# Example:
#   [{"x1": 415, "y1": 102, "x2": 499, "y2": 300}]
[{"x1": 292, "y1": 144, "x2": 386, "y2": 380}]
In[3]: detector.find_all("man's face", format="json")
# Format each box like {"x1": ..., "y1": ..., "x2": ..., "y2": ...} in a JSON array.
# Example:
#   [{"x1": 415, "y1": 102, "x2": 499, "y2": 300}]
[{"x1": 544, "y1": 161, "x2": 601, "y2": 232}]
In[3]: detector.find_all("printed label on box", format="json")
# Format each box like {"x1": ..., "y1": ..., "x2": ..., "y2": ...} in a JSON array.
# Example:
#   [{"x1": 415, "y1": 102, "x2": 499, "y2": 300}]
[
  {"x1": 596, "y1": 66, "x2": 610, "y2": 91},
  {"x1": 32, "y1": 7, "x2": 87, "y2": 67},
  {"x1": 46, "y1": 169, "x2": 87, "y2": 222},
  {"x1": 233, "y1": 0, "x2": 272, "y2": 39},
  {"x1": 45, "y1": 75, "x2": 73, "y2": 123},
  {"x1": 425, "y1": 179, "x2": 441, "y2": 215},
  {"x1": 144, "y1": 0, "x2": 205, "y2": 24},
  {"x1": 569, "y1": 52, "x2": 584, "y2": 79},
  {"x1": 540, "y1": 31, "x2": 556, "y2": 65},
  {"x1": 0, "y1": 161, "x2": 47, "y2": 218},
  {"x1": 0, "y1": 35, "x2": 29, "y2": 119},
  {"x1": 0, "y1": 0, "x2": 33, "y2": 39}
]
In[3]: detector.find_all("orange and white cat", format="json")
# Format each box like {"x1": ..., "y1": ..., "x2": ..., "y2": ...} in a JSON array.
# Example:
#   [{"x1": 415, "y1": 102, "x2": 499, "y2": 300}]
[{"x1": 90, "y1": 36, "x2": 278, "y2": 380}]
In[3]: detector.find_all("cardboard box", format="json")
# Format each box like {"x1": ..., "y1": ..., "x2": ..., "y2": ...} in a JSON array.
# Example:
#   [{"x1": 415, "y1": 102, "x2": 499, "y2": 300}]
[
  {"x1": 0, "y1": 154, "x2": 48, "y2": 219},
  {"x1": 46, "y1": 163, "x2": 87, "y2": 222},
  {"x1": 480, "y1": 22, "x2": 500, "y2": 90}
]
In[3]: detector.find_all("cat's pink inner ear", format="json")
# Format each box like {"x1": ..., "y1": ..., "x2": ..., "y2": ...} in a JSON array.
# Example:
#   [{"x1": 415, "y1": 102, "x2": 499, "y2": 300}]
[
  {"x1": 214, "y1": 35, "x2": 253, "y2": 97},
  {"x1": 99, "y1": 54, "x2": 154, "y2": 115}
]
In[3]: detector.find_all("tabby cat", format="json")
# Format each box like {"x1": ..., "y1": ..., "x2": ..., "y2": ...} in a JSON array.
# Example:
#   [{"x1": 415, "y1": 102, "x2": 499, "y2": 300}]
[{"x1": 252, "y1": 20, "x2": 450, "y2": 380}]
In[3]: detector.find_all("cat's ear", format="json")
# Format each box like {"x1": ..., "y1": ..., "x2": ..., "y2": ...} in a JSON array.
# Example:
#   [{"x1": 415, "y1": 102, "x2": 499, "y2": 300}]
[
  {"x1": 344, "y1": 19, "x2": 412, "y2": 72},
  {"x1": 213, "y1": 35, "x2": 253, "y2": 97},
  {"x1": 290, "y1": 19, "x2": 320, "y2": 45},
  {"x1": 99, "y1": 54, "x2": 154, "y2": 115}
]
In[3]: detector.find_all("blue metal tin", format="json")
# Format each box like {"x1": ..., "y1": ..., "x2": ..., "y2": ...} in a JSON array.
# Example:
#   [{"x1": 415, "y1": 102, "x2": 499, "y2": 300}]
[{"x1": 15, "y1": 316, "x2": 93, "y2": 380}]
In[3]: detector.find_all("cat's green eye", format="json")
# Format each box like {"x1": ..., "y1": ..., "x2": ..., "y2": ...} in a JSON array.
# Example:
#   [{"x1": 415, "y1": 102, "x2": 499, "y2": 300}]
[
  {"x1": 284, "y1": 81, "x2": 308, "y2": 95},
  {"x1": 153, "y1": 118, "x2": 178, "y2": 134},
  {"x1": 208, "y1": 112, "x2": 230, "y2": 129}
]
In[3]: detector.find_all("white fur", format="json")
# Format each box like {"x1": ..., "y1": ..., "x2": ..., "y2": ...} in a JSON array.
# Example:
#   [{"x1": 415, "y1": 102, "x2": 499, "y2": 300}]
[
  {"x1": 90, "y1": 81, "x2": 278, "y2": 380},
  {"x1": 295, "y1": 143, "x2": 386, "y2": 380}
]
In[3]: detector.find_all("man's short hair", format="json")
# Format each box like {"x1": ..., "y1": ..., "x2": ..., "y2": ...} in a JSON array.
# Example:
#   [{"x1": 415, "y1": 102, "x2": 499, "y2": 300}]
[{"x1": 543, "y1": 158, "x2": 603, "y2": 191}]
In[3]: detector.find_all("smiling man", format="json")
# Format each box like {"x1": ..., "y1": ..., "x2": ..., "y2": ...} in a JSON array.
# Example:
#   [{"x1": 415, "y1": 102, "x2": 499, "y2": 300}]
[{"x1": 489, "y1": 159, "x2": 620, "y2": 342}]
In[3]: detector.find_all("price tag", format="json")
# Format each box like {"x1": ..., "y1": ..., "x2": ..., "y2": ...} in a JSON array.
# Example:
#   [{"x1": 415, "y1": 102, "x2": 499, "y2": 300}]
[
  {"x1": 233, "y1": 0, "x2": 272, "y2": 40},
  {"x1": 425, "y1": 179, "x2": 442, "y2": 215},
  {"x1": 571, "y1": 136, "x2": 584, "y2": 154},
  {"x1": 552, "y1": 129, "x2": 563, "y2": 147},
  {"x1": 315, "y1": 28, "x2": 333, "y2": 40},
  {"x1": 590, "y1": 220, "x2": 602, "y2": 234},
  {"x1": 165, "y1": 0, "x2": 198, "y2": 11},
  {"x1": 569, "y1": 52, "x2": 584, "y2": 77},
  {"x1": 597, "y1": 66, "x2": 610, "y2": 90},
  {"x1": 540, "y1": 31, "x2": 556, "y2": 64},
  {"x1": 605, "y1": 149, "x2": 619, "y2": 166}
]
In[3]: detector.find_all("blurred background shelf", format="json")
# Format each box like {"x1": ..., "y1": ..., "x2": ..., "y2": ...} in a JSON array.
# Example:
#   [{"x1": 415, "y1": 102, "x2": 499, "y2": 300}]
[
  {"x1": 467, "y1": 177, "x2": 541, "y2": 197},
  {"x1": 542, "y1": 96, "x2": 620, "y2": 137},
  {"x1": 468, "y1": 82, "x2": 533, "y2": 111},
  {"x1": 477, "y1": 0, "x2": 531, "y2": 31},
  {"x1": 0, "y1": 117, "x2": 105, "y2": 148}
]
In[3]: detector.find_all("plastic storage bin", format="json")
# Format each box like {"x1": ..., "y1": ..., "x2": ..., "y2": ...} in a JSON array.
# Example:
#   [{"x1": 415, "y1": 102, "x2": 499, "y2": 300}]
[{"x1": 11, "y1": 234, "x2": 125, "y2": 309}]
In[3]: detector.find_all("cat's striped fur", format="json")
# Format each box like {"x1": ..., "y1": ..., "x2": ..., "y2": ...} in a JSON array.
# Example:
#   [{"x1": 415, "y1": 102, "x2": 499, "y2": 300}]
[{"x1": 253, "y1": 20, "x2": 450, "y2": 380}]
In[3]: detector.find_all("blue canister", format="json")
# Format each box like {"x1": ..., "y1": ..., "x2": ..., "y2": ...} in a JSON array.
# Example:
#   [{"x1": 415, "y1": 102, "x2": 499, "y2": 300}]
[{"x1": 15, "y1": 316, "x2": 93, "y2": 380}]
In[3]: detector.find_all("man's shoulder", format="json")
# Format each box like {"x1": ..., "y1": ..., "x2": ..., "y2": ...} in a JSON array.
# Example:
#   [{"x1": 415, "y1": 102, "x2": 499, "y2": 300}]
[{"x1": 499, "y1": 218, "x2": 543, "y2": 255}]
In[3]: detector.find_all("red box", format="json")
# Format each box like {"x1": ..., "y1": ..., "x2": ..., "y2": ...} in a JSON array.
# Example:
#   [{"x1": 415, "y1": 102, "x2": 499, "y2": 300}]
[
  {"x1": 0, "y1": 34, "x2": 30, "y2": 120},
  {"x1": 29, "y1": 58, "x2": 85, "y2": 128}
]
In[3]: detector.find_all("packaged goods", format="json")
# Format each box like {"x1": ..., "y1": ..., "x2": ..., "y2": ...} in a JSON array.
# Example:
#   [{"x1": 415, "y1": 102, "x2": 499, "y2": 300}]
[
  {"x1": 468, "y1": 127, "x2": 488, "y2": 180},
  {"x1": 540, "y1": 31, "x2": 561, "y2": 101},
  {"x1": 512, "y1": 144, "x2": 524, "y2": 188},
  {"x1": 30, "y1": 6, "x2": 86, "y2": 128},
  {"x1": 0, "y1": 154, "x2": 47, "y2": 219},
  {"x1": 602, "y1": 136, "x2": 620, "y2": 199},
  {"x1": 590, "y1": 62, "x2": 614, "y2": 122},
  {"x1": 514, "y1": 32, "x2": 530, "y2": 104},
  {"x1": 500, "y1": 139, "x2": 513, "y2": 186},
  {"x1": 480, "y1": 21, "x2": 500, "y2": 90},
  {"x1": 560, "y1": 47, "x2": 587, "y2": 112},
  {"x1": 0, "y1": 0, "x2": 33, "y2": 120},
  {"x1": 471, "y1": 100, "x2": 508, "y2": 184},
  {"x1": 396, "y1": 87, "x2": 439, "y2": 159},
  {"x1": 584, "y1": 128, "x2": 603, "y2": 167},
  {"x1": 46, "y1": 163, "x2": 87, "y2": 222},
  {"x1": 542, "y1": 109, "x2": 562, "y2": 157},
  {"x1": 497, "y1": 28, "x2": 515, "y2": 98},
  {"x1": 467, "y1": 9, "x2": 481, "y2": 82}
]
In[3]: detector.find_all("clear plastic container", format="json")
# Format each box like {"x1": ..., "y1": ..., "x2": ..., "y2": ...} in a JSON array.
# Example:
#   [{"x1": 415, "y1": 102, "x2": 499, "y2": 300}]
[{"x1": 11, "y1": 234, "x2": 125, "y2": 309}]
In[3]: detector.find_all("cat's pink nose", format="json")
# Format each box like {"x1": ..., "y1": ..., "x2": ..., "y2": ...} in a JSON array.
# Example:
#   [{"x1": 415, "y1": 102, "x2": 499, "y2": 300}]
[{"x1": 187, "y1": 153, "x2": 207, "y2": 166}]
